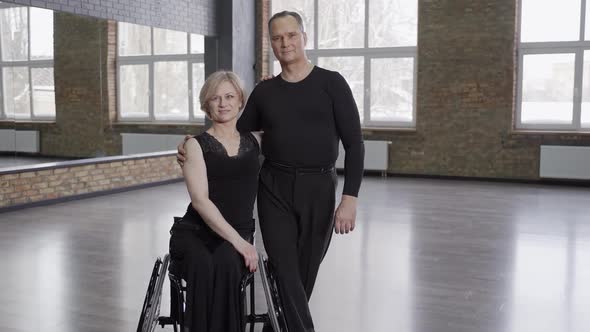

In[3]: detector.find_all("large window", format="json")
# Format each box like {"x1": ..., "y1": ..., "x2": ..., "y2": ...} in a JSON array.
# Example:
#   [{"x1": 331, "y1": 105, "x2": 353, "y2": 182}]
[
  {"x1": 0, "y1": 3, "x2": 55, "y2": 120},
  {"x1": 517, "y1": 0, "x2": 590, "y2": 131},
  {"x1": 117, "y1": 22, "x2": 205, "y2": 122},
  {"x1": 271, "y1": 0, "x2": 418, "y2": 128}
]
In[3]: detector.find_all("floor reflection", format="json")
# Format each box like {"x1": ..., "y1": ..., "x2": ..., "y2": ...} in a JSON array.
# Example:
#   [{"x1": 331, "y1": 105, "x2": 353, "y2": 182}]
[
  {"x1": 510, "y1": 194, "x2": 590, "y2": 332},
  {"x1": 0, "y1": 177, "x2": 589, "y2": 332}
]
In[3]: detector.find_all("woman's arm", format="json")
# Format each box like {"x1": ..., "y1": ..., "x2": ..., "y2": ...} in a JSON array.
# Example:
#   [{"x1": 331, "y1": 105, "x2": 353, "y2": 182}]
[{"x1": 183, "y1": 138, "x2": 258, "y2": 271}]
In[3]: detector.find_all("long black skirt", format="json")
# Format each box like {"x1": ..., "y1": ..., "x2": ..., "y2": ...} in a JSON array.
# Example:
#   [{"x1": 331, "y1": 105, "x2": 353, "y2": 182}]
[{"x1": 169, "y1": 221, "x2": 253, "y2": 332}]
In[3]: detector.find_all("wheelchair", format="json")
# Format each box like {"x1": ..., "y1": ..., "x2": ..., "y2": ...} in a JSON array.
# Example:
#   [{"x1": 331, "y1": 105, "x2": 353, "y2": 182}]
[{"x1": 137, "y1": 252, "x2": 288, "y2": 332}]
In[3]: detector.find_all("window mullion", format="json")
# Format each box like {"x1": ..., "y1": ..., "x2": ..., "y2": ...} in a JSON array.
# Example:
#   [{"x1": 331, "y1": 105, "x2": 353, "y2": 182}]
[
  {"x1": 28, "y1": 67, "x2": 34, "y2": 120},
  {"x1": 581, "y1": 0, "x2": 587, "y2": 41},
  {"x1": 365, "y1": 0, "x2": 369, "y2": 49},
  {"x1": 188, "y1": 68, "x2": 194, "y2": 122},
  {"x1": 0, "y1": 7, "x2": 3, "y2": 118},
  {"x1": 187, "y1": 33, "x2": 193, "y2": 121},
  {"x1": 314, "y1": 0, "x2": 319, "y2": 50},
  {"x1": 27, "y1": 8, "x2": 34, "y2": 120},
  {"x1": 150, "y1": 28, "x2": 155, "y2": 121},
  {"x1": 149, "y1": 60, "x2": 155, "y2": 121},
  {"x1": 364, "y1": 55, "x2": 370, "y2": 126},
  {"x1": 116, "y1": 63, "x2": 122, "y2": 122},
  {"x1": 364, "y1": 0, "x2": 370, "y2": 125},
  {"x1": 574, "y1": 50, "x2": 584, "y2": 129},
  {"x1": 0, "y1": 67, "x2": 4, "y2": 119},
  {"x1": 581, "y1": 0, "x2": 588, "y2": 130},
  {"x1": 516, "y1": 48, "x2": 524, "y2": 128}
]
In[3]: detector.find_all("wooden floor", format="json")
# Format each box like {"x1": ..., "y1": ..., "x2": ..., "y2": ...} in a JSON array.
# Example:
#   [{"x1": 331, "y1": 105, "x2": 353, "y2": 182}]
[{"x1": 0, "y1": 177, "x2": 589, "y2": 332}]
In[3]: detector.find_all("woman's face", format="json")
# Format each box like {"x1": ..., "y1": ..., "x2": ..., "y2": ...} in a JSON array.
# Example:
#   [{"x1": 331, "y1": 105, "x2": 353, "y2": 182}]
[{"x1": 207, "y1": 80, "x2": 242, "y2": 124}]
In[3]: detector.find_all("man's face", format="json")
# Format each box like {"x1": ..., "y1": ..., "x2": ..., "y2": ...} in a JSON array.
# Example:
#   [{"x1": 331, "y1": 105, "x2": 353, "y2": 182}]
[{"x1": 269, "y1": 16, "x2": 307, "y2": 65}]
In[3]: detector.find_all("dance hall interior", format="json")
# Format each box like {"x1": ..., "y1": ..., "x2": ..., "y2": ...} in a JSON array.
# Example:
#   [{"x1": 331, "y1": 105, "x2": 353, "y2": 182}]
[{"x1": 1, "y1": 0, "x2": 589, "y2": 331}]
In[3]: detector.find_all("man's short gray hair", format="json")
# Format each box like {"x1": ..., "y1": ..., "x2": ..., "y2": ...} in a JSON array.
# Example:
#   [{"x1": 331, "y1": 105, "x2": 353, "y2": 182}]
[{"x1": 268, "y1": 11, "x2": 305, "y2": 33}]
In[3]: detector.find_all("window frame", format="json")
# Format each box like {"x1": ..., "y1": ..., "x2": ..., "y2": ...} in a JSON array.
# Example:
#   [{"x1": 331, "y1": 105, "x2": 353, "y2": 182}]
[
  {"x1": 116, "y1": 23, "x2": 205, "y2": 123},
  {"x1": 0, "y1": 4, "x2": 54, "y2": 121},
  {"x1": 516, "y1": 0, "x2": 590, "y2": 131},
  {"x1": 270, "y1": 0, "x2": 418, "y2": 129}
]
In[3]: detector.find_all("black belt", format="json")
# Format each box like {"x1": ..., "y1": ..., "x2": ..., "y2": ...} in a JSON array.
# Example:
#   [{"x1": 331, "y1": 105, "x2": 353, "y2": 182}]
[{"x1": 265, "y1": 159, "x2": 335, "y2": 175}]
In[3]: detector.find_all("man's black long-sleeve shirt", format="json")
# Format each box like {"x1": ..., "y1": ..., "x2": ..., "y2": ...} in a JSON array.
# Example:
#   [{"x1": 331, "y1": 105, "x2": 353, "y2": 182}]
[{"x1": 237, "y1": 66, "x2": 364, "y2": 197}]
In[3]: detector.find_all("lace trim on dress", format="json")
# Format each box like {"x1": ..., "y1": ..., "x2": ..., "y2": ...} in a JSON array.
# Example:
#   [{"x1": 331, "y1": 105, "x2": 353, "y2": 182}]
[{"x1": 196, "y1": 132, "x2": 257, "y2": 157}]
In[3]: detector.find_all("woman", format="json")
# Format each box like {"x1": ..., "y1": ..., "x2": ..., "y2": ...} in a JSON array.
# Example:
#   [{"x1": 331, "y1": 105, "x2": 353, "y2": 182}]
[{"x1": 169, "y1": 71, "x2": 261, "y2": 332}]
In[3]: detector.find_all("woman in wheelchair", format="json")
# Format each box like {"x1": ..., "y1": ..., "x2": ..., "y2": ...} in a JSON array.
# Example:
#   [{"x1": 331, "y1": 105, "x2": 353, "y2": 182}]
[{"x1": 169, "y1": 70, "x2": 262, "y2": 332}]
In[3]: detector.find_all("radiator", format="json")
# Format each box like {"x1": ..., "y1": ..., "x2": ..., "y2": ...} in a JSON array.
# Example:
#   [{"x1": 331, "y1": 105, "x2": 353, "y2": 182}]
[
  {"x1": 0, "y1": 129, "x2": 15, "y2": 151},
  {"x1": 540, "y1": 145, "x2": 590, "y2": 180},
  {"x1": 0, "y1": 129, "x2": 39, "y2": 153},
  {"x1": 122, "y1": 133, "x2": 186, "y2": 155},
  {"x1": 122, "y1": 134, "x2": 391, "y2": 174},
  {"x1": 336, "y1": 140, "x2": 390, "y2": 174}
]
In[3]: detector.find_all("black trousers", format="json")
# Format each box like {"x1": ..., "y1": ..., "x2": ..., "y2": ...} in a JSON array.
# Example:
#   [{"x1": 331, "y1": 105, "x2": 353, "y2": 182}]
[
  {"x1": 169, "y1": 221, "x2": 253, "y2": 332},
  {"x1": 258, "y1": 161, "x2": 337, "y2": 332}
]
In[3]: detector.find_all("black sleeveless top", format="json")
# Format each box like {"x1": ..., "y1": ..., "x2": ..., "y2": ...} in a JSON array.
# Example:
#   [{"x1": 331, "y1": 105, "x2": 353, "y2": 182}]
[{"x1": 182, "y1": 131, "x2": 260, "y2": 233}]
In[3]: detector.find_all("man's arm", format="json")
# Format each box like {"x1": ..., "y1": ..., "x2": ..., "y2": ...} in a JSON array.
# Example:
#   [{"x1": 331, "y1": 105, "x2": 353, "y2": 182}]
[
  {"x1": 330, "y1": 72, "x2": 365, "y2": 234},
  {"x1": 237, "y1": 86, "x2": 261, "y2": 132}
]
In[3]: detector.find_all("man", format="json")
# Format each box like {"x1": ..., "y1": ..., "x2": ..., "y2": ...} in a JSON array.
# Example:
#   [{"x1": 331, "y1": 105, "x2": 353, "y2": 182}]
[
  {"x1": 240, "y1": 11, "x2": 364, "y2": 332},
  {"x1": 180, "y1": 11, "x2": 364, "y2": 332}
]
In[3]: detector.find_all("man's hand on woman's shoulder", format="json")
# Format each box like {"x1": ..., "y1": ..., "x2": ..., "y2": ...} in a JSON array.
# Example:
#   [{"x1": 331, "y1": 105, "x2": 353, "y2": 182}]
[{"x1": 176, "y1": 135, "x2": 193, "y2": 167}]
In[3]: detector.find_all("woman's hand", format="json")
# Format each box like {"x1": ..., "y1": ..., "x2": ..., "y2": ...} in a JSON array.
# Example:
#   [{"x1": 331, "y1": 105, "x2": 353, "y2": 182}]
[{"x1": 235, "y1": 240, "x2": 258, "y2": 272}]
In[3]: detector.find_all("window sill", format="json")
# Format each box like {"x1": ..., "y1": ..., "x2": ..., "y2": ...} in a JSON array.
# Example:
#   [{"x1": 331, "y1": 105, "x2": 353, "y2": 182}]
[
  {"x1": 362, "y1": 127, "x2": 417, "y2": 135},
  {"x1": 510, "y1": 129, "x2": 590, "y2": 137},
  {"x1": 115, "y1": 121, "x2": 205, "y2": 126}
]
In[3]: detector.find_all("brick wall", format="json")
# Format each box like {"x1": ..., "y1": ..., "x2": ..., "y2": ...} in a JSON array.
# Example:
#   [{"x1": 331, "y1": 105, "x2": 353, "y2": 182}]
[
  {"x1": 255, "y1": 0, "x2": 270, "y2": 80},
  {"x1": 0, "y1": 153, "x2": 182, "y2": 209},
  {"x1": 406, "y1": 0, "x2": 589, "y2": 179},
  {"x1": 257, "y1": 0, "x2": 590, "y2": 180},
  {"x1": 1, "y1": 0, "x2": 215, "y2": 35},
  {"x1": 39, "y1": 12, "x2": 120, "y2": 158}
]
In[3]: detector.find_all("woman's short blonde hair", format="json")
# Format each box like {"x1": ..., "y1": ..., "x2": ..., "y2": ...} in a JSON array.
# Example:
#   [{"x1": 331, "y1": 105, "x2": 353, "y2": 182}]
[{"x1": 199, "y1": 70, "x2": 246, "y2": 116}]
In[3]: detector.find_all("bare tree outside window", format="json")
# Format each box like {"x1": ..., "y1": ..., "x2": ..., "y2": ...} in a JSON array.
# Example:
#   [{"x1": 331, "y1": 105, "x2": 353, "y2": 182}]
[
  {"x1": 0, "y1": 7, "x2": 27, "y2": 61},
  {"x1": 31, "y1": 67, "x2": 55, "y2": 117},
  {"x1": 192, "y1": 62, "x2": 205, "y2": 119},
  {"x1": 3, "y1": 67, "x2": 30, "y2": 118},
  {"x1": 117, "y1": 22, "x2": 205, "y2": 123},
  {"x1": 318, "y1": 56, "x2": 364, "y2": 121},
  {"x1": 119, "y1": 64, "x2": 149, "y2": 118},
  {"x1": 318, "y1": 0, "x2": 364, "y2": 49},
  {"x1": 369, "y1": 0, "x2": 417, "y2": 48},
  {"x1": 118, "y1": 23, "x2": 151, "y2": 56},
  {"x1": 580, "y1": 51, "x2": 590, "y2": 126},
  {"x1": 154, "y1": 28, "x2": 187, "y2": 55},
  {"x1": 371, "y1": 58, "x2": 414, "y2": 122},
  {"x1": 0, "y1": 4, "x2": 54, "y2": 120},
  {"x1": 155, "y1": 61, "x2": 188, "y2": 120}
]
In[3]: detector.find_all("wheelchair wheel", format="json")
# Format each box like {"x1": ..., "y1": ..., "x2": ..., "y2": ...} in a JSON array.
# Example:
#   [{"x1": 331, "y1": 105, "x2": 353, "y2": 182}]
[
  {"x1": 258, "y1": 255, "x2": 288, "y2": 332},
  {"x1": 137, "y1": 254, "x2": 170, "y2": 332}
]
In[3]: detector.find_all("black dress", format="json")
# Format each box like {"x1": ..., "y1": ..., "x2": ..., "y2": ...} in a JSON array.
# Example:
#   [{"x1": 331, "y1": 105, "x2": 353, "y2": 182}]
[{"x1": 169, "y1": 131, "x2": 260, "y2": 332}]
